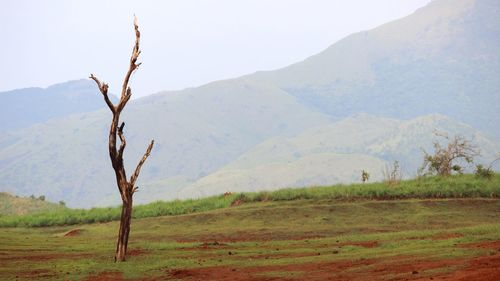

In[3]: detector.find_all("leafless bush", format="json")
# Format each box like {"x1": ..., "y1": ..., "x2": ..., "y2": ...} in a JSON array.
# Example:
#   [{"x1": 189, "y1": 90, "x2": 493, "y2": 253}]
[{"x1": 383, "y1": 160, "x2": 402, "y2": 187}]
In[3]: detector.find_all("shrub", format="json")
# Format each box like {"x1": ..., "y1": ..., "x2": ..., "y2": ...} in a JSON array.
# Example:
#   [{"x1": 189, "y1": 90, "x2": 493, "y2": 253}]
[
  {"x1": 475, "y1": 164, "x2": 494, "y2": 180},
  {"x1": 361, "y1": 170, "x2": 370, "y2": 183},
  {"x1": 383, "y1": 161, "x2": 402, "y2": 187},
  {"x1": 420, "y1": 133, "x2": 480, "y2": 176}
]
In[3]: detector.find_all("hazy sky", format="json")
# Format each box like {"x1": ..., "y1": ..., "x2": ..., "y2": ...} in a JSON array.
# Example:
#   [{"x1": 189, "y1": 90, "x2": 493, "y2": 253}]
[{"x1": 1, "y1": 0, "x2": 431, "y2": 98}]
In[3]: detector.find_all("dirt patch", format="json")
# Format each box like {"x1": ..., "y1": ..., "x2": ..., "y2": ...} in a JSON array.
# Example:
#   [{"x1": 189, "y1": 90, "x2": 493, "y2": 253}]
[
  {"x1": 336, "y1": 241, "x2": 379, "y2": 248},
  {"x1": 231, "y1": 199, "x2": 243, "y2": 207},
  {"x1": 17, "y1": 269, "x2": 57, "y2": 279},
  {"x1": 167, "y1": 258, "x2": 374, "y2": 281},
  {"x1": 199, "y1": 241, "x2": 228, "y2": 249},
  {"x1": 64, "y1": 228, "x2": 84, "y2": 237},
  {"x1": 413, "y1": 254, "x2": 500, "y2": 281},
  {"x1": 86, "y1": 271, "x2": 124, "y2": 281},
  {"x1": 169, "y1": 267, "x2": 277, "y2": 281},
  {"x1": 179, "y1": 241, "x2": 229, "y2": 252},
  {"x1": 166, "y1": 250, "x2": 500, "y2": 281},
  {"x1": 128, "y1": 248, "x2": 150, "y2": 257},
  {"x1": 458, "y1": 240, "x2": 500, "y2": 250},
  {"x1": 368, "y1": 255, "x2": 466, "y2": 277},
  {"x1": 431, "y1": 233, "x2": 464, "y2": 240},
  {"x1": 240, "y1": 252, "x2": 320, "y2": 260},
  {"x1": 86, "y1": 271, "x2": 162, "y2": 281},
  {"x1": 0, "y1": 252, "x2": 92, "y2": 262},
  {"x1": 175, "y1": 230, "x2": 325, "y2": 243}
]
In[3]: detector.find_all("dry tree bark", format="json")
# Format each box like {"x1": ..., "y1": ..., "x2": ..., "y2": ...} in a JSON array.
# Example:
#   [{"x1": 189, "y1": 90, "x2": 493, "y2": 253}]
[{"x1": 90, "y1": 16, "x2": 154, "y2": 262}]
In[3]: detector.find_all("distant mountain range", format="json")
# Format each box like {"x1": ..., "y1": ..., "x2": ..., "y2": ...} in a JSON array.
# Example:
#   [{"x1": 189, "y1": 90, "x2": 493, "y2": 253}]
[
  {"x1": 0, "y1": 79, "x2": 117, "y2": 133},
  {"x1": 251, "y1": 0, "x2": 500, "y2": 138},
  {"x1": 0, "y1": 0, "x2": 499, "y2": 207}
]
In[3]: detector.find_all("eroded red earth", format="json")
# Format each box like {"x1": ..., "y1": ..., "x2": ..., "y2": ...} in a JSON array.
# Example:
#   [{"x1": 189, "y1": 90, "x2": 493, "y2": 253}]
[
  {"x1": 11, "y1": 238, "x2": 500, "y2": 280},
  {"x1": 167, "y1": 249, "x2": 500, "y2": 281}
]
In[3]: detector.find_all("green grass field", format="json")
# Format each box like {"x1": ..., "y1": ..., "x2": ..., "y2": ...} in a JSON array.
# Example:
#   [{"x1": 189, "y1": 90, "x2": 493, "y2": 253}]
[
  {"x1": 1, "y1": 174, "x2": 498, "y2": 228},
  {"x1": 0, "y1": 175, "x2": 499, "y2": 280}
]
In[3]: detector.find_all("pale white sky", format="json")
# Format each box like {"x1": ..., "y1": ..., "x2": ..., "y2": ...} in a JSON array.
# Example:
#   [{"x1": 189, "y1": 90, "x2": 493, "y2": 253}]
[{"x1": 1, "y1": 0, "x2": 431, "y2": 98}]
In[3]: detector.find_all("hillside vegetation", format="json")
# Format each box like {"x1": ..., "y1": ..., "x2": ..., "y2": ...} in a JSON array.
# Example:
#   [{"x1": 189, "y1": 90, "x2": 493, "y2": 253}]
[
  {"x1": 1, "y1": 174, "x2": 498, "y2": 228},
  {"x1": 0, "y1": 192, "x2": 65, "y2": 216},
  {"x1": 180, "y1": 114, "x2": 500, "y2": 198}
]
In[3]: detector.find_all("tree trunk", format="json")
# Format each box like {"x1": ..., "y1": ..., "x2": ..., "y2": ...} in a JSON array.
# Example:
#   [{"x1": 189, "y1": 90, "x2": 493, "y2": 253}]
[
  {"x1": 90, "y1": 16, "x2": 154, "y2": 262},
  {"x1": 115, "y1": 195, "x2": 133, "y2": 262}
]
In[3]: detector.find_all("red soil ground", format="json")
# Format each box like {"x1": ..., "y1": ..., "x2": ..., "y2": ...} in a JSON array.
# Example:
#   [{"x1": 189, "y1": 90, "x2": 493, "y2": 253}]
[
  {"x1": 167, "y1": 240, "x2": 500, "y2": 281},
  {"x1": 64, "y1": 228, "x2": 84, "y2": 237}
]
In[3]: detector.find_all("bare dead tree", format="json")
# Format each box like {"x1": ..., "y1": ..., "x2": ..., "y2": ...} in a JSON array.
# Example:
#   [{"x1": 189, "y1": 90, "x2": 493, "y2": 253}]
[{"x1": 90, "y1": 16, "x2": 154, "y2": 262}]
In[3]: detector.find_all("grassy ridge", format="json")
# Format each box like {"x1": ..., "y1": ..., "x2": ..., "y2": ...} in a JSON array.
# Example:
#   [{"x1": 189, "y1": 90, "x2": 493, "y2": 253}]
[
  {"x1": 0, "y1": 192, "x2": 66, "y2": 216},
  {"x1": 1, "y1": 174, "x2": 498, "y2": 228}
]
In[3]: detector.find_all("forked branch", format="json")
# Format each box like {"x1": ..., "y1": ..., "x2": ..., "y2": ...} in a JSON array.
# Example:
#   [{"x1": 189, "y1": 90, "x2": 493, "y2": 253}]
[
  {"x1": 89, "y1": 74, "x2": 116, "y2": 113},
  {"x1": 130, "y1": 140, "x2": 154, "y2": 187},
  {"x1": 121, "y1": 16, "x2": 141, "y2": 100}
]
